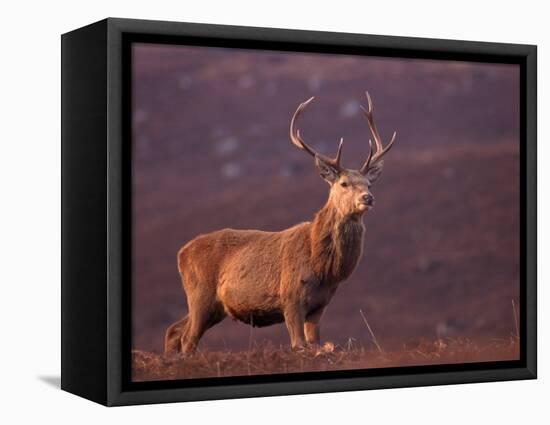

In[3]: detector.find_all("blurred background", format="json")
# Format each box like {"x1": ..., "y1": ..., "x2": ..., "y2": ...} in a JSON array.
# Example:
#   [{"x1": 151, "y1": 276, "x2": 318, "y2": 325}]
[{"x1": 131, "y1": 43, "x2": 520, "y2": 353}]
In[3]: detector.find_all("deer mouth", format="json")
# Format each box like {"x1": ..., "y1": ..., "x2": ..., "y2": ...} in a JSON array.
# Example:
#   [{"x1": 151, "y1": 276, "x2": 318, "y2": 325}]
[{"x1": 356, "y1": 201, "x2": 374, "y2": 212}]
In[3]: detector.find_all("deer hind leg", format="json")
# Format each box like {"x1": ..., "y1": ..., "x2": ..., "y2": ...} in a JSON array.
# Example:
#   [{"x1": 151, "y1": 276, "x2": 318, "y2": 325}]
[
  {"x1": 164, "y1": 316, "x2": 190, "y2": 354},
  {"x1": 304, "y1": 307, "x2": 325, "y2": 346},
  {"x1": 180, "y1": 301, "x2": 226, "y2": 354}
]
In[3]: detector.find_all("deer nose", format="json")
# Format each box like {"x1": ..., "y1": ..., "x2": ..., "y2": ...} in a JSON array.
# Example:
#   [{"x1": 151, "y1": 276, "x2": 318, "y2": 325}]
[{"x1": 362, "y1": 193, "x2": 375, "y2": 206}]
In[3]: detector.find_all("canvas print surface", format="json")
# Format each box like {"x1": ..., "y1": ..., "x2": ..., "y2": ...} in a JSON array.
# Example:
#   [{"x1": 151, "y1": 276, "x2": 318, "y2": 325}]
[{"x1": 130, "y1": 43, "x2": 520, "y2": 382}]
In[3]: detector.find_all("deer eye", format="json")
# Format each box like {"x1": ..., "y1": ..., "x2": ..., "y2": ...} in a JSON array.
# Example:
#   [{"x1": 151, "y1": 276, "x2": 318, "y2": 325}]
[{"x1": 340, "y1": 181, "x2": 348, "y2": 187}]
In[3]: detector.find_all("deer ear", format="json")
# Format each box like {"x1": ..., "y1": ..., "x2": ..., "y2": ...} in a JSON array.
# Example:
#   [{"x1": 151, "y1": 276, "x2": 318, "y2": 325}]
[
  {"x1": 315, "y1": 156, "x2": 339, "y2": 184},
  {"x1": 365, "y1": 160, "x2": 384, "y2": 184}
]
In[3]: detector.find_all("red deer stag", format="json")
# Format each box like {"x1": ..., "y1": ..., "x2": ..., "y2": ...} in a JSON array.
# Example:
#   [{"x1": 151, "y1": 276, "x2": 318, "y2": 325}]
[{"x1": 165, "y1": 92, "x2": 396, "y2": 354}]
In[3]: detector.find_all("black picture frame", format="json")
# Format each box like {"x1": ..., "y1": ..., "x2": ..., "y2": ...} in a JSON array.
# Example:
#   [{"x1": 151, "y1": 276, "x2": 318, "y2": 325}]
[{"x1": 61, "y1": 17, "x2": 537, "y2": 406}]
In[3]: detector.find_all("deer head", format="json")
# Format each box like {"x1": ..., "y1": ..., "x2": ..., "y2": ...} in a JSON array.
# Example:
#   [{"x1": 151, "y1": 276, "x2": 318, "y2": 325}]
[{"x1": 290, "y1": 92, "x2": 396, "y2": 218}]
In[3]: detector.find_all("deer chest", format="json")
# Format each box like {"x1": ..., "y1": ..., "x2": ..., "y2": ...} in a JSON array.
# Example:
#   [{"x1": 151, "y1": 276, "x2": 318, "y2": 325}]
[{"x1": 301, "y1": 276, "x2": 339, "y2": 314}]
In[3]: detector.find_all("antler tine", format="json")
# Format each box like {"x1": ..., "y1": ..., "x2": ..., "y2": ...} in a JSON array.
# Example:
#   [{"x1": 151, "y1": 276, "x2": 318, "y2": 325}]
[
  {"x1": 360, "y1": 91, "x2": 384, "y2": 154},
  {"x1": 380, "y1": 130, "x2": 397, "y2": 159},
  {"x1": 290, "y1": 97, "x2": 318, "y2": 157},
  {"x1": 359, "y1": 139, "x2": 374, "y2": 174},
  {"x1": 289, "y1": 97, "x2": 344, "y2": 169},
  {"x1": 360, "y1": 91, "x2": 397, "y2": 174},
  {"x1": 334, "y1": 137, "x2": 344, "y2": 168}
]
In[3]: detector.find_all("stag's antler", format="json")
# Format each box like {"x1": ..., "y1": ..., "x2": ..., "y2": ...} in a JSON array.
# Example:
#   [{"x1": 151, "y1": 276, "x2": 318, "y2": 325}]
[
  {"x1": 359, "y1": 91, "x2": 397, "y2": 174},
  {"x1": 290, "y1": 97, "x2": 343, "y2": 170}
]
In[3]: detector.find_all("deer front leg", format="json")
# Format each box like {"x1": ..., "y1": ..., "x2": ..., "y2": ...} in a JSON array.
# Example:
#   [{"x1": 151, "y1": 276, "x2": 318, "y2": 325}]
[
  {"x1": 304, "y1": 307, "x2": 325, "y2": 346},
  {"x1": 284, "y1": 304, "x2": 306, "y2": 350}
]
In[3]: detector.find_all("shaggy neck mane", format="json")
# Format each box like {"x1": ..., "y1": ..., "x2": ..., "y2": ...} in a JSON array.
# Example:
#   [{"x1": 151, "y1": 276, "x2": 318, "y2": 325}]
[{"x1": 310, "y1": 202, "x2": 365, "y2": 284}]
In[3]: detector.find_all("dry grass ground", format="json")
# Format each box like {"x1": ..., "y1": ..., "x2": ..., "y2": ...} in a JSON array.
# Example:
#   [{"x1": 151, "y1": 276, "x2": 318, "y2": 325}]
[{"x1": 132, "y1": 337, "x2": 519, "y2": 382}]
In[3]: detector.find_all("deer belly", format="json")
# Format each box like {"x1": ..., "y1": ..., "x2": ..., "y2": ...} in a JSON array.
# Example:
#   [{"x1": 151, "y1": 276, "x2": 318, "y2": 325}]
[
  {"x1": 218, "y1": 254, "x2": 283, "y2": 327},
  {"x1": 219, "y1": 280, "x2": 283, "y2": 327},
  {"x1": 224, "y1": 305, "x2": 284, "y2": 327}
]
